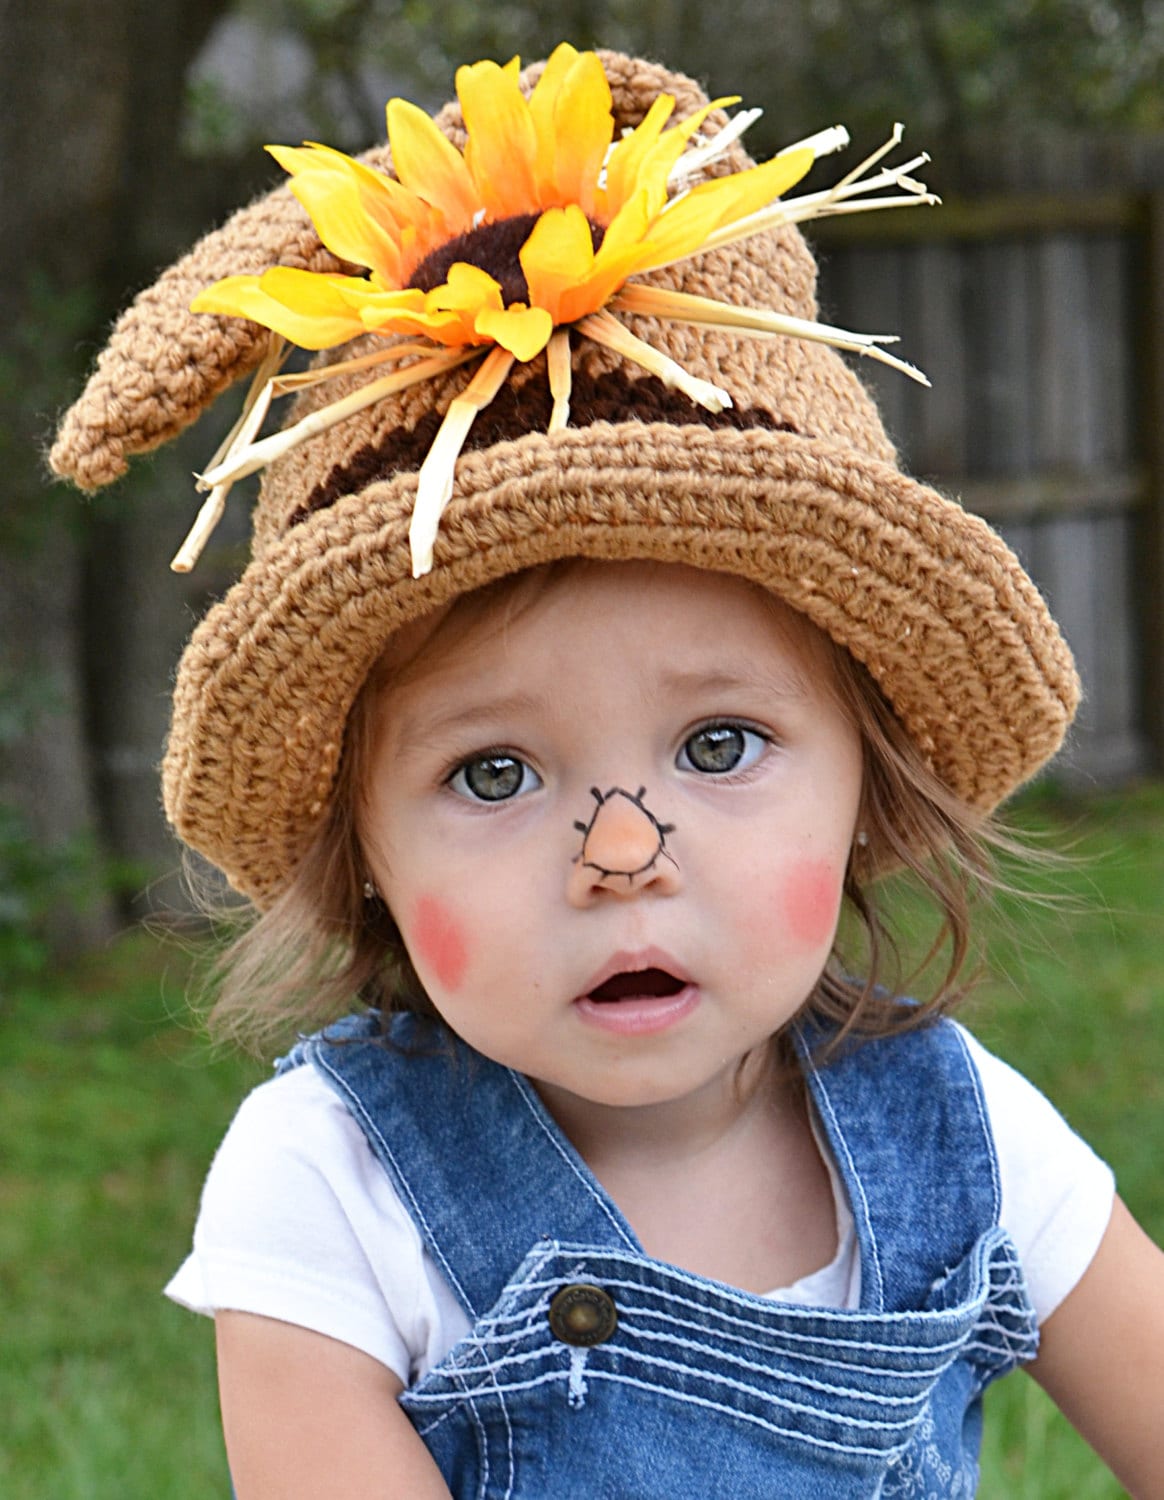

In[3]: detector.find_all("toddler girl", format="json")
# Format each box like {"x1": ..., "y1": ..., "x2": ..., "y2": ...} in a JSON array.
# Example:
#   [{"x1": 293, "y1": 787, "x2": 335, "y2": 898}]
[{"x1": 51, "y1": 44, "x2": 1164, "y2": 1499}]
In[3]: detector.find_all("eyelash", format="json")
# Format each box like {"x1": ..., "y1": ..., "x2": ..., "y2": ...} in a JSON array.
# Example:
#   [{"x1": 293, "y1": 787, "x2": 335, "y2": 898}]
[
  {"x1": 441, "y1": 719, "x2": 773, "y2": 803},
  {"x1": 676, "y1": 720, "x2": 773, "y2": 778},
  {"x1": 444, "y1": 748, "x2": 542, "y2": 804}
]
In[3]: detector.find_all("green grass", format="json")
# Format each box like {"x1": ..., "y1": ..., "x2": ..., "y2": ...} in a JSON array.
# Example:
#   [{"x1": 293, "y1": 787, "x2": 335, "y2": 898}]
[
  {"x1": 0, "y1": 937, "x2": 263, "y2": 1498},
  {"x1": 3, "y1": 784, "x2": 1162, "y2": 1496}
]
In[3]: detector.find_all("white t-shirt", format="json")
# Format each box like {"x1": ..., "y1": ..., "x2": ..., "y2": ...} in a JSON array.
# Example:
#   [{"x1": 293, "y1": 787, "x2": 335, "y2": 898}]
[{"x1": 166, "y1": 1025, "x2": 1114, "y2": 1387}]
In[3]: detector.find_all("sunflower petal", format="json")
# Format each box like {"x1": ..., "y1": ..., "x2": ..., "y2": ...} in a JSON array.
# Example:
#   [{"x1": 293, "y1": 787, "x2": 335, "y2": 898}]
[
  {"x1": 519, "y1": 205, "x2": 598, "y2": 323},
  {"x1": 426, "y1": 262, "x2": 505, "y2": 314},
  {"x1": 457, "y1": 59, "x2": 538, "y2": 217},
  {"x1": 191, "y1": 270, "x2": 369, "y2": 349},
  {"x1": 624, "y1": 99, "x2": 734, "y2": 219},
  {"x1": 267, "y1": 144, "x2": 414, "y2": 283},
  {"x1": 596, "y1": 186, "x2": 653, "y2": 261},
  {"x1": 546, "y1": 51, "x2": 613, "y2": 215},
  {"x1": 600, "y1": 94, "x2": 675, "y2": 219},
  {"x1": 528, "y1": 41, "x2": 582, "y2": 195},
  {"x1": 630, "y1": 147, "x2": 816, "y2": 273},
  {"x1": 386, "y1": 97, "x2": 478, "y2": 230},
  {"x1": 352, "y1": 293, "x2": 477, "y2": 345},
  {"x1": 475, "y1": 304, "x2": 554, "y2": 361}
]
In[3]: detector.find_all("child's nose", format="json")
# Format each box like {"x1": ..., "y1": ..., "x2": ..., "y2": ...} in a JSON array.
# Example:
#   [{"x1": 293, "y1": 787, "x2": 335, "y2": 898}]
[{"x1": 566, "y1": 786, "x2": 679, "y2": 905}]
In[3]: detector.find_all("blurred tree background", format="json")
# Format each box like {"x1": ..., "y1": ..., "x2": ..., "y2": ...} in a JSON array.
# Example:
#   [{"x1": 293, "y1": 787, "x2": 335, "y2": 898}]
[{"x1": 4, "y1": 0, "x2": 1164, "y2": 976}]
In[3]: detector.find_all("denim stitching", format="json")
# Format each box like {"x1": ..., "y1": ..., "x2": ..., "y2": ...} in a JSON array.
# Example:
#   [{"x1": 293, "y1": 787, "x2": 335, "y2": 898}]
[
  {"x1": 420, "y1": 1335, "x2": 954, "y2": 1410},
  {"x1": 406, "y1": 1366, "x2": 923, "y2": 1456},
  {"x1": 797, "y1": 1047, "x2": 886, "y2": 1310},
  {"x1": 516, "y1": 1250, "x2": 983, "y2": 1341},
  {"x1": 952, "y1": 1025, "x2": 1003, "y2": 1224},
  {"x1": 615, "y1": 1327, "x2": 956, "y2": 1403},
  {"x1": 313, "y1": 1048, "x2": 498, "y2": 1498},
  {"x1": 406, "y1": 1345, "x2": 937, "y2": 1432},
  {"x1": 314, "y1": 1049, "x2": 474, "y2": 1314},
  {"x1": 508, "y1": 1072, "x2": 639, "y2": 1249}
]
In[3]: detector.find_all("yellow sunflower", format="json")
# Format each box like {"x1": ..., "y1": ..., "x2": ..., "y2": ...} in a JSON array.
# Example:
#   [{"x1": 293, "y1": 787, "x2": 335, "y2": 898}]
[{"x1": 183, "y1": 43, "x2": 935, "y2": 577}]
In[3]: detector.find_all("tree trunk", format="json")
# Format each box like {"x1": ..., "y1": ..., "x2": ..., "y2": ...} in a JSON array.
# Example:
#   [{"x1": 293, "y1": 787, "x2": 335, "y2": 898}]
[{"x1": 0, "y1": 0, "x2": 233, "y2": 958}]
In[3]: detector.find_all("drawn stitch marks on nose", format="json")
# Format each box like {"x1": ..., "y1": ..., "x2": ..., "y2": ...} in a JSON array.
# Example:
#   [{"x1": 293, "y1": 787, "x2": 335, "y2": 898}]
[{"x1": 572, "y1": 786, "x2": 678, "y2": 885}]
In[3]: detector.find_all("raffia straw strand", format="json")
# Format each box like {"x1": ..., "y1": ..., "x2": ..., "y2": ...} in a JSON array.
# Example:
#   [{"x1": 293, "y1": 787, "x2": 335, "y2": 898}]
[
  {"x1": 611, "y1": 285, "x2": 930, "y2": 386},
  {"x1": 172, "y1": 357, "x2": 281, "y2": 571},
  {"x1": 268, "y1": 342, "x2": 448, "y2": 395},
  {"x1": 575, "y1": 309, "x2": 732, "y2": 412},
  {"x1": 201, "y1": 335, "x2": 288, "y2": 477},
  {"x1": 410, "y1": 345, "x2": 516, "y2": 577},
  {"x1": 201, "y1": 347, "x2": 481, "y2": 490},
  {"x1": 547, "y1": 329, "x2": 572, "y2": 432}
]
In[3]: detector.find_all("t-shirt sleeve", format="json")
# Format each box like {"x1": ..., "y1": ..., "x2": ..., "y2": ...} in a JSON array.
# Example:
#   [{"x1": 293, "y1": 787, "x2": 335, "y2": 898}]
[
  {"x1": 957, "y1": 1025, "x2": 1115, "y2": 1324},
  {"x1": 164, "y1": 1064, "x2": 465, "y2": 1384}
]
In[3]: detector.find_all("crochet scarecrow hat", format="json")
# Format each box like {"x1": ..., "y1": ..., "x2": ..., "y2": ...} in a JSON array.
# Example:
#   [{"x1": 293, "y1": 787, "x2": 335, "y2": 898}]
[{"x1": 51, "y1": 46, "x2": 1079, "y2": 904}]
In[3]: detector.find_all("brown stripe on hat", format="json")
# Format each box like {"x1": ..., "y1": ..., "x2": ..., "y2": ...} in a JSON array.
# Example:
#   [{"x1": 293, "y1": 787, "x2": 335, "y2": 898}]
[{"x1": 290, "y1": 370, "x2": 802, "y2": 528}]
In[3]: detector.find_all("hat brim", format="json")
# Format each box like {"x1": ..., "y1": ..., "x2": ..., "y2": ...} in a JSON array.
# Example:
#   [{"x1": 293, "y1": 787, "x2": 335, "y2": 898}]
[{"x1": 164, "y1": 420, "x2": 1078, "y2": 903}]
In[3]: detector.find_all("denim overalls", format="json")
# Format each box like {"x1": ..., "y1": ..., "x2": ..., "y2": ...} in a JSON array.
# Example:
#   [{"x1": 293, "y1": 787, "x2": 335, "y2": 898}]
[{"x1": 278, "y1": 1013, "x2": 1038, "y2": 1497}]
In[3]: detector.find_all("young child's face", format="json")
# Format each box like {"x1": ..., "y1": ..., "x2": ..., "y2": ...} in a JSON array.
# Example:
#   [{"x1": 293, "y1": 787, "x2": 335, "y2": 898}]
[{"x1": 361, "y1": 562, "x2": 863, "y2": 1116}]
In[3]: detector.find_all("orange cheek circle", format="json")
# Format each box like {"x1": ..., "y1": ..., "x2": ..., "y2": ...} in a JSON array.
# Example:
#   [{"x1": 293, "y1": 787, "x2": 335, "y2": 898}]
[
  {"x1": 411, "y1": 895, "x2": 469, "y2": 993},
  {"x1": 780, "y1": 859, "x2": 844, "y2": 950}
]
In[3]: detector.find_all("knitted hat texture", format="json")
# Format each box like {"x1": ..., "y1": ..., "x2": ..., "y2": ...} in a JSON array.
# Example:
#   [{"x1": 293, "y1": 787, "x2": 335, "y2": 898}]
[{"x1": 51, "y1": 51, "x2": 1079, "y2": 903}]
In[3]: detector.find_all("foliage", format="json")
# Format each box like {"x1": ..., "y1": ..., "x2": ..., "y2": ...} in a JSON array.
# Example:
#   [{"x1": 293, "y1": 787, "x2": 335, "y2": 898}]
[
  {"x1": 0, "y1": 272, "x2": 101, "y2": 551},
  {"x1": 1, "y1": 786, "x2": 1161, "y2": 1495},
  {"x1": 0, "y1": 673, "x2": 113, "y2": 991},
  {"x1": 196, "y1": 0, "x2": 1164, "y2": 160}
]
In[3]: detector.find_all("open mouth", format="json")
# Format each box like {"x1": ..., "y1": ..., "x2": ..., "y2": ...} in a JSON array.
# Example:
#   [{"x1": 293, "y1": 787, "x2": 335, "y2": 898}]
[{"x1": 587, "y1": 967, "x2": 687, "y2": 1003}]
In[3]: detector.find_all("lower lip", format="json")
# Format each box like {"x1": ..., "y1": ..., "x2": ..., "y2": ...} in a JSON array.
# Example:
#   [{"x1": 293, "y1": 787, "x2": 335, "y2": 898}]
[{"x1": 573, "y1": 985, "x2": 700, "y2": 1036}]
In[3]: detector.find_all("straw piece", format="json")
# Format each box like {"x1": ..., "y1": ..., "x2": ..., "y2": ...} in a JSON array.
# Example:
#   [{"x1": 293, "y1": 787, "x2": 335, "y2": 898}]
[
  {"x1": 268, "y1": 342, "x2": 441, "y2": 395},
  {"x1": 410, "y1": 345, "x2": 516, "y2": 577},
  {"x1": 201, "y1": 347, "x2": 479, "y2": 490},
  {"x1": 546, "y1": 329, "x2": 572, "y2": 432},
  {"x1": 611, "y1": 284, "x2": 930, "y2": 386},
  {"x1": 575, "y1": 309, "x2": 732, "y2": 412},
  {"x1": 172, "y1": 355, "x2": 280, "y2": 572}
]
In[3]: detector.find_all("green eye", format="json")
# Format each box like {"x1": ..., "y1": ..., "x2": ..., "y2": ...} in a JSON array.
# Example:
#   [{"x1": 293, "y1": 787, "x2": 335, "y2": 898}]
[
  {"x1": 679, "y1": 724, "x2": 767, "y2": 775},
  {"x1": 449, "y1": 755, "x2": 540, "y2": 802}
]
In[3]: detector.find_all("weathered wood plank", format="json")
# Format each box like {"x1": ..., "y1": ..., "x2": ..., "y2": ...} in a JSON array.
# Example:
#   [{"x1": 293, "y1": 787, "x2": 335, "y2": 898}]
[
  {"x1": 812, "y1": 202, "x2": 1150, "y2": 783},
  {"x1": 1138, "y1": 194, "x2": 1164, "y2": 774},
  {"x1": 949, "y1": 468, "x2": 1144, "y2": 521},
  {"x1": 807, "y1": 193, "x2": 1141, "y2": 247}
]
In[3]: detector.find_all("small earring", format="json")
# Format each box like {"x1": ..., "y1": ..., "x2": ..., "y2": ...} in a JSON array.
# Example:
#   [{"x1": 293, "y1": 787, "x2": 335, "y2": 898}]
[
  {"x1": 363, "y1": 879, "x2": 378, "y2": 901},
  {"x1": 855, "y1": 830, "x2": 869, "y2": 848}
]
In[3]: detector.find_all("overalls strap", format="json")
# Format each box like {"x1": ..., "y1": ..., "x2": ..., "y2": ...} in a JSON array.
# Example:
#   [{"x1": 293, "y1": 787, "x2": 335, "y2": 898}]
[
  {"x1": 797, "y1": 1018, "x2": 1001, "y2": 1312},
  {"x1": 278, "y1": 1012, "x2": 641, "y2": 1320}
]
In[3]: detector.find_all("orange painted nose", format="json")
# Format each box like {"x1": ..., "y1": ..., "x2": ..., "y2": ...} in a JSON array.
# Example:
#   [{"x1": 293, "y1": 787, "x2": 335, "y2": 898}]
[{"x1": 567, "y1": 786, "x2": 677, "y2": 903}]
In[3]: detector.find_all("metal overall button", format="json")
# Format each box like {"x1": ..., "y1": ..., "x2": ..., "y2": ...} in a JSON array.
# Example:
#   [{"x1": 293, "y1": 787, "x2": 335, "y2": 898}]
[{"x1": 548, "y1": 1283, "x2": 618, "y2": 1346}]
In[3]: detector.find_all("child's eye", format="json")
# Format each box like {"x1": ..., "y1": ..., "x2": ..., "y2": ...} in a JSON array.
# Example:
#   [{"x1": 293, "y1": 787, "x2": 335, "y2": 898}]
[
  {"x1": 678, "y1": 723, "x2": 769, "y2": 775},
  {"x1": 448, "y1": 754, "x2": 542, "y2": 803}
]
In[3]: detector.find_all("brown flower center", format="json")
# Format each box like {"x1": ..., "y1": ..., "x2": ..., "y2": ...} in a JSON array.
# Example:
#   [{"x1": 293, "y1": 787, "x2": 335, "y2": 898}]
[{"x1": 408, "y1": 212, "x2": 606, "y2": 306}]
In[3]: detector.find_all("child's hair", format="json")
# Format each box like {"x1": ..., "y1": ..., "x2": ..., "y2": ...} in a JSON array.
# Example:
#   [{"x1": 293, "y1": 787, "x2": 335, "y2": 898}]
[{"x1": 202, "y1": 561, "x2": 1000, "y2": 1060}]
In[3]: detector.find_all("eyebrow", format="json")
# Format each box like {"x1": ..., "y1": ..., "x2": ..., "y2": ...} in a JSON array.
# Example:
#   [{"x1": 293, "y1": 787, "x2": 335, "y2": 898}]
[
  {"x1": 390, "y1": 690, "x2": 552, "y2": 754},
  {"x1": 388, "y1": 665, "x2": 812, "y2": 756},
  {"x1": 651, "y1": 665, "x2": 811, "y2": 704}
]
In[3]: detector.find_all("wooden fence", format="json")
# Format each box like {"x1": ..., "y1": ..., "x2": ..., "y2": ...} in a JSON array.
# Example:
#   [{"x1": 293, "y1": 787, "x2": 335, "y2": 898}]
[{"x1": 808, "y1": 194, "x2": 1164, "y2": 787}]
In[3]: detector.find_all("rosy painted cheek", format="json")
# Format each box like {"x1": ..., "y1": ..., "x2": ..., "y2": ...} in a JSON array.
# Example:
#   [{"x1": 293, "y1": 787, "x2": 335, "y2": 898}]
[
  {"x1": 779, "y1": 859, "x2": 845, "y2": 950},
  {"x1": 411, "y1": 894, "x2": 470, "y2": 993}
]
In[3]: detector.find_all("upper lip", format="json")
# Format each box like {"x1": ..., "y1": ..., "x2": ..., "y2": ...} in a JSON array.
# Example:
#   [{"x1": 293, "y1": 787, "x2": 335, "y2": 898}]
[{"x1": 576, "y1": 947, "x2": 694, "y2": 1000}]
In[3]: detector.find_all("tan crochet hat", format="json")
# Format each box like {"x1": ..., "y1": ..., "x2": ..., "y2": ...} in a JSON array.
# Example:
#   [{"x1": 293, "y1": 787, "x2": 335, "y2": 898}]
[{"x1": 51, "y1": 48, "x2": 1079, "y2": 904}]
